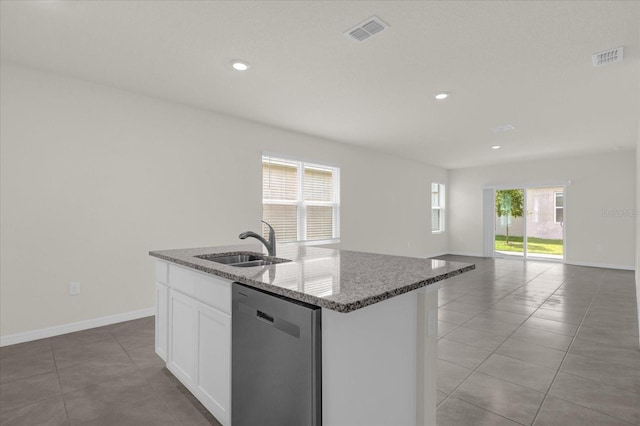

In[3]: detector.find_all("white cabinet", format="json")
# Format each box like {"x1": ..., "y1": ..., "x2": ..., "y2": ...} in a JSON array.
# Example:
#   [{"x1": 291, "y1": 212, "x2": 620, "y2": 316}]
[
  {"x1": 155, "y1": 281, "x2": 169, "y2": 361},
  {"x1": 155, "y1": 261, "x2": 231, "y2": 426},
  {"x1": 167, "y1": 289, "x2": 197, "y2": 384},
  {"x1": 195, "y1": 300, "x2": 231, "y2": 423}
]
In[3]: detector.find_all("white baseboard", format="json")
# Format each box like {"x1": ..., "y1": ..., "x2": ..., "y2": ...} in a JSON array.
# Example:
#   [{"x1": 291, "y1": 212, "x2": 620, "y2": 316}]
[
  {"x1": 564, "y1": 260, "x2": 635, "y2": 271},
  {"x1": 0, "y1": 307, "x2": 155, "y2": 347}
]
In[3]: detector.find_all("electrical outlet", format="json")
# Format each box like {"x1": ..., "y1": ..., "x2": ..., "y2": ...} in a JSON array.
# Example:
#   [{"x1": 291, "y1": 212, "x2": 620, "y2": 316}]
[{"x1": 69, "y1": 282, "x2": 81, "y2": 296}]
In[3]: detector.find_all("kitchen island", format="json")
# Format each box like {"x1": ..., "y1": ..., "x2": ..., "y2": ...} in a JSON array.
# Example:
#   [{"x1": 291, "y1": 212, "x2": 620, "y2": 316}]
[{"x1": 150, "y1": 244, "x2": 474, "y2": 426}]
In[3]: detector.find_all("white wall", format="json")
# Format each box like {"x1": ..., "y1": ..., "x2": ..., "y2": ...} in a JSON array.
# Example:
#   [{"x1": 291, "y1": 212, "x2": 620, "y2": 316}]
[
  {"x1": 449, "y1": 152, "x2": 636, "y2": 269},
  {"x1": 0, "y1": 63, "x2": 448, "y2": 338},
  {"x1": 636, "y1": 120, "x2": 640, "y2": 346}
]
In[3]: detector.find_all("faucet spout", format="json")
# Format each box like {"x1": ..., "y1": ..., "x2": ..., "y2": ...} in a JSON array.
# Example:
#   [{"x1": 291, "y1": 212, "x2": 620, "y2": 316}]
[{"x1": 238, "y1": 220, "x2": 277, "y2": 257}]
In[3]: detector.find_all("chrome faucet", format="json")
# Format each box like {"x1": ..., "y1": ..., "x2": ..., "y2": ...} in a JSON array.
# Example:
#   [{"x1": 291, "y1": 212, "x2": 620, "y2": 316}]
[{"x1": 239, "y1": 220, "x2": 276, "y2": 257}]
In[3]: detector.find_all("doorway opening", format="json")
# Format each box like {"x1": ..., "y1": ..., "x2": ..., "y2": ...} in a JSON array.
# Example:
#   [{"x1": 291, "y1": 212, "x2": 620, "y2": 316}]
[{"x1": 492, "y1": 186, "x2": 565, "y2": 261}]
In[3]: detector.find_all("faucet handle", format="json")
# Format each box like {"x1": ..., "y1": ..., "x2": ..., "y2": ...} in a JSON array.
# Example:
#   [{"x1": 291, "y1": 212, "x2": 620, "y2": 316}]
[
  {"x1": 261, "y1": 220, "x2": 276, "y2": 256},
  {"x1": 261, "y1": 220, "x2": 275, "y2": 236}
]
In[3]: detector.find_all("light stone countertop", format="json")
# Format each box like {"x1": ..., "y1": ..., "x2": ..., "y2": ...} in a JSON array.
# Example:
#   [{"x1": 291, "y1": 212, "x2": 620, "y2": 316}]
[{"x1": 149, "y1": 244, "x2": 475, "y2": 313}]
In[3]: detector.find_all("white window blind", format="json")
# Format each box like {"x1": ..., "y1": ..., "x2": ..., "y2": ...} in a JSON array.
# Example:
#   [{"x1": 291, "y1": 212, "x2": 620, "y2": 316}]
[
  {"x1": 262, "y1": 155, "x2": 340, "y2": 243},
  {"x1": 432, "y1": 183, "x2": 445, "y2": 233}
]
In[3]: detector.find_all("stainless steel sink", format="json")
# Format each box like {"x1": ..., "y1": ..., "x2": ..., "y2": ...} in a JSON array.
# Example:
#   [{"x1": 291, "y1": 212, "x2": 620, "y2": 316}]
[{"x1": 195, "y1": 252, "x2": 291, "y2": 268}]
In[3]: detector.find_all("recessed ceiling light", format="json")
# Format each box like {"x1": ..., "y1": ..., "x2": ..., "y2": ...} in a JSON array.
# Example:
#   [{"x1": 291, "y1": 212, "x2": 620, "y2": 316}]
[
  {"x1": 231, "y1": 60, "x2": 250, "y2": 71},
  {"x1": 434, "y1": 92, "x2": 450, "y2": 100},
  {"x1": 492, "y1": 145, "x2": 502, "y2": 150}
]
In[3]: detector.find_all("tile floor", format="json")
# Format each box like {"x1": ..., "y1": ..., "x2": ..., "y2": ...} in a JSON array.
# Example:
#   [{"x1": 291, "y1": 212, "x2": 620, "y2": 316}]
[
  {"x1": 0, "y1": 316, "x2": 220, "y2": 426},
  {"x1": 435, "y1": 255, "x2": 640, "y2": 426},
  {"x1": 0, "y1": 256, "x2": 638, "y2": 425}
]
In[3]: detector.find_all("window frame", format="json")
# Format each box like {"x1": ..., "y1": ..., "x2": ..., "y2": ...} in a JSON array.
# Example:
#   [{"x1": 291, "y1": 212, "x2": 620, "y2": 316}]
[
  {"x1": 431, "y1": 182, "x2": 446, "y2": 233},
  {"x1": 554, "y1": 191, "x2": 564, "y2": 224},
  {"x1": 262, "y1": 155, "x2": 340, "y2": 245}
]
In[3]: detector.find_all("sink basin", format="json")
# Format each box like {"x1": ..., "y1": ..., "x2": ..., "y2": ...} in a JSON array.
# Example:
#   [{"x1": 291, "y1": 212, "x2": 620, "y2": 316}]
[{"x1": 195, "y1": 252, "x2": 291, "y2": 268}]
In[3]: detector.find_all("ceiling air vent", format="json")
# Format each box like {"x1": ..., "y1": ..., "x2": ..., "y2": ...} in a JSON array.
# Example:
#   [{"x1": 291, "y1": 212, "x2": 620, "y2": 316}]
[
  {"x1": 344, "y1": 16, "x2": 389, "y2": 43},
  {"x1": 592, "y1": 47, "x2": 624, "y2": 67}
]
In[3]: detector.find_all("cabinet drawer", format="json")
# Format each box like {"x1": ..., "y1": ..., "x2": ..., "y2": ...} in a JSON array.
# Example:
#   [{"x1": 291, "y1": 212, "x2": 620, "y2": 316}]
[{"x1": 169, "y1": 264, "x2": 231, "y2": 314}]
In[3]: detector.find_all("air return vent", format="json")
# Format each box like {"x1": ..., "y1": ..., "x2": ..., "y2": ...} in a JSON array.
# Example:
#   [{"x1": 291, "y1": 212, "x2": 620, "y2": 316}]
[
  {"x1": 344, "y1": 16, "x2": 389, "y2": 43},
  {"x1": 592, "y1": 47, "x2": 624, "y2": 67}
]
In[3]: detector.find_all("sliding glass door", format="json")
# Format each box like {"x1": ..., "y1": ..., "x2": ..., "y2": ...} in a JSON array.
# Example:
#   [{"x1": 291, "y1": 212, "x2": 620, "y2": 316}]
[
  {"x1": 495, "y1": 189, "x2": 525, "y2": 258},
  {"x1": 493, "y1": 186, "x2": 565, "y2": 261},
  {"x1": 525, "y1": 187, "x2": 564, "y2": 260}
]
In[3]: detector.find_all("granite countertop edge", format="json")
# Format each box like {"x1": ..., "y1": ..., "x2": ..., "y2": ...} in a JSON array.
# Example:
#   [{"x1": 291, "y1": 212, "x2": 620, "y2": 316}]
[{"x1": 149, "y1": 249, "x2": 475, "y2": 313}]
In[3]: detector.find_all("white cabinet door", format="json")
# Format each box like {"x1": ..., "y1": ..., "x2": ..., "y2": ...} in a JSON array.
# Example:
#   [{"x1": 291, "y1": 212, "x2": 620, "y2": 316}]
[
  {"x1": 195, "y1": 301, "x2": 231, "y2": 426},
  {"x1": 168, "y1": 289, "x2": 197, "y2": 385},
  {"x1": 155, "y1": 281, "x2": 169, "y2": 361}
]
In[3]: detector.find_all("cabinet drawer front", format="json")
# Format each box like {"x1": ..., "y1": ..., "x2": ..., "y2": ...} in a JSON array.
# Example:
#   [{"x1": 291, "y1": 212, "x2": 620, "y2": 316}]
[{"x1": 169, "y1": 264, "x2": 231, "y2": 314}]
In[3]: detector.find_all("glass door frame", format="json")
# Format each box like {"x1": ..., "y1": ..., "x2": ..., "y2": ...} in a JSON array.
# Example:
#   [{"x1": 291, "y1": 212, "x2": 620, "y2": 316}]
[{"x1": 483, "y1": 183, "x2": 567, "y2": 262}]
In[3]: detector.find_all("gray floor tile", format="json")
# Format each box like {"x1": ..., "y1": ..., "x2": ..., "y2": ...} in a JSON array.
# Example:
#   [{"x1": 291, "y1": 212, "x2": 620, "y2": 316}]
[
  {"x1": 113, "y1": 331, "x2": 155, "y2": 354},
  {"x1": 53, "y1": 338, "x2": 128, "y2": 370},
  {"x1": 438, "y1": 339, "x2": 492, "y2": 370},
  {"x1": 496, "y1": 337, "x2": 566, "y2": 370},
  {"x1": 550, "y1": 372, "x2": 640, "y2": 424},
  {"x1": 437, "y1": 359, "x2": 473, "y2": 394},
  {"x1": 532, "y1": 307, "x2": 584, "y2": 325},
  {"x1": 443, "y1": 326, "x2": 506, "y2": 352},
  {"x1": 0, "y1": 351, "x2": 56, "y2": 384},
  {"x1": 491, "y1": 300, "x2": 538, "y2": 315},
  {"x1": 108, "y1": 317, "x2": 155, "y2": 336},
  {"x1": 540, "y1": 297, "x2": 590, "y2": 312},
  {"x1": 463, "y1": 316, "x2": 519, "y2": 338},
  {"x1": 475, "y1": 309, "x2": 529, "y2": 325},
  {"x1": 576, "y1": 325, "x2": 639, "y2": 348},
  {"x1": 478, "y1": 353, "x2": 557, "y2": 393},
  {"x1": 438, "y1": 309, "x2": 474, "y2": 326},
  {"x1": 156, "y1": 385, "x2": 218, "y2": 426},
  {"x1": 0, "y1": 395, "x2": 68, "y2": 426},
  {"x1": 57, "y1": 352, "x2": 138, "y2": 393},
  {"x1": 522, "y1": 316, "x2": 578, "y2": 337},
  {"x1": 126, "y1": 347, "x2": 166, "y2": 372},
  {"x1": 439, "y1": 301, "x2": 487, "y2": 316},
  {"x1": 72, "y1": 395, "x2": 175, "y2": 426},
  {"x1": 569, "y1": 333, "x2": 640, "y2": 371},
  {"x1": 453, "y1": 295, "x2": 499, "y2": 307},
  {"x1": 0, "y1": 339, "x2": 52, "y2": 362},
  {"x1": 511, "y1": 326, "x2": 573, "y2": 351},
  {"x1": 438, "y1": 320, "x2": 458, "y2": 338},
  {"x1": 561, "y1": 353, "x2": 640, "y2": 394},
  {"x1": 437, "y1": 396, "x2": 520, "y2": 426},
  {"x1": 437, "y1": 390, "x2": 447, "y2": 406},
  {"x1": 63, "y1": 371, "x2": 153, "y2": 425},
  {"x1": 50, "y1": 328, "x2": 113, "y2": 350},
  {"x1": 0, "y1": 372, "x2": 61, "y2": 413},
  {"x1": 452, "y1": 371, "x2": 545, "y2": 425},
  {"x1": 534, "y1": 396, "x2": 631, "y2": 425}
]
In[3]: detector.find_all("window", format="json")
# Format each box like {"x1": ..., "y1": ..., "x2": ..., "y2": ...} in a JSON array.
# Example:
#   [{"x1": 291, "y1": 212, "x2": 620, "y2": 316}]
[
  {"x1": 262, "y1": 155, "x2": 340, "y2": 243},
  {"x1": 431, "y1": 183, "x2": 445, "y2": 233},
  {"x1": 554, "y1": 191, "x2": 564, "y2": 223}
]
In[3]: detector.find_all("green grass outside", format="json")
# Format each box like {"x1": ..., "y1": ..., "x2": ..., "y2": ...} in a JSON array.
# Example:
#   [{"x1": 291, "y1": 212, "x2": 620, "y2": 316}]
[{"x1": 495, "y1": 235, "x2": 564, "y2": 255}]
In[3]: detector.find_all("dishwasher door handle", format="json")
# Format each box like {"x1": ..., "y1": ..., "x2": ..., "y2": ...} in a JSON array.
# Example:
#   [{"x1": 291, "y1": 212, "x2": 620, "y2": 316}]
[
  {"x1": 256, "y1": 310, "x2": 274, "y2": 324},
  {"x1": 238, "y1": 302, "x2": 301, "y2": 338}
]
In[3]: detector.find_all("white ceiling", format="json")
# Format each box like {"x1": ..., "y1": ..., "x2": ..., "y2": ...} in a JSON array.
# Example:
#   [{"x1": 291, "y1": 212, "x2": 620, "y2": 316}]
[{"x1": 1, "y1": 1, "x2": 639, "y2": 169}]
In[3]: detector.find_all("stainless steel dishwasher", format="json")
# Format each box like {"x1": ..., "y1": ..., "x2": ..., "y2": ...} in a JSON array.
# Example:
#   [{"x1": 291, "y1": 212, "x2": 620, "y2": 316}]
[{"x1": 232, "y1": 282, "x2": 321, "y2": 426}]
